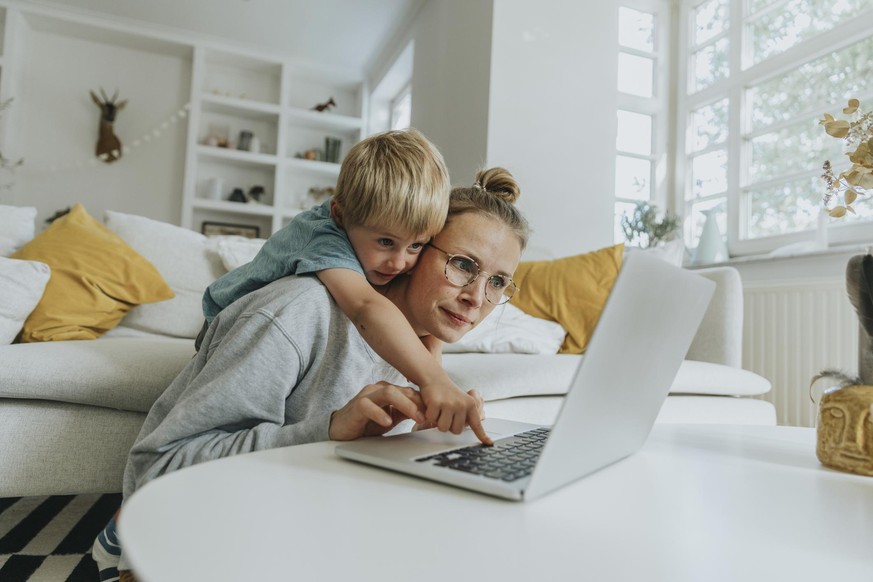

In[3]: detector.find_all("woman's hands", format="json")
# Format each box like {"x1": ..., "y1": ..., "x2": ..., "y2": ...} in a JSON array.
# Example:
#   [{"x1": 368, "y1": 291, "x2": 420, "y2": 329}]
[{"x1": 329, "y1": 382, "x2": 428, "y2": 441}]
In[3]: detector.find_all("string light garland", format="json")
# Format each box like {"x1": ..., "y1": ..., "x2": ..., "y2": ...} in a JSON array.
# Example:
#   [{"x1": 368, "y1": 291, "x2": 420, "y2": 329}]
[{"x1": 35, "y1": 103, "x2": 191, "y2": 174}]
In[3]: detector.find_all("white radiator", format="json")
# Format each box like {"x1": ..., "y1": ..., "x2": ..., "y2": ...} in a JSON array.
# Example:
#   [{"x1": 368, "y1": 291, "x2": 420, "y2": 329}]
[{"x1": 743, "y1": 279, "x2": 859, "y2": 427}]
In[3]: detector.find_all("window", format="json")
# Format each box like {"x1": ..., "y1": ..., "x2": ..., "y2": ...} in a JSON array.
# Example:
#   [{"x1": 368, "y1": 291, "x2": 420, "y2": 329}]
[
  {"x1": 614, "y1": 2, "x2": 670, "y2": 244},
  {"x1": 390, "y1": 84, "x2": 412, "y2": 130},
  {"x1": 678, "y1": 0, "x2": 873, "y2": 255}
]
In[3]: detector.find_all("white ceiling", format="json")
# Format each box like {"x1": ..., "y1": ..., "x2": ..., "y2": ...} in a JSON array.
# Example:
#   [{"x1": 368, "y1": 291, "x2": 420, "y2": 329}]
[{"x1": 28, "y1": 0, "x2": 421, "y2": 73}]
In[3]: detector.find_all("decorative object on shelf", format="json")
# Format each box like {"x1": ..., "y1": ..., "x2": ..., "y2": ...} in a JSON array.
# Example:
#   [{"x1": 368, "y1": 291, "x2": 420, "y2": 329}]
[
  {"x1": 620, "y1": 201, "x2": 681, "y2": 248},
  {"x1": 249, "y1": 136, "x2": 261, "y2": 154},
  {"x1": 691, "y1": 209, "x2": 728, "y2": 265},
  {"x1": 324, "y1": 137, "x2": 341, "y2": 164},
  {"x1": 247, "y1": 185, "x2": 266, "y2": 203},
  {"x1": 204, "y1": 123, "x2": 230, "y2": 148},
  {"x1": 820, "y1": 97, "x2": 873, "y2": 217},
  {"x1": 205, "y1": 177, "x2": 224, "y2": 200},
  {"x1": 312, "y1": 97, "x2": 336, "y2": 112},
  {"x1": 301, "y1": 185, "x2": 335, "y2": 209},
  {"x1": 89, "y1": 88, "x2": 128, "y2": 163},
  {"x1": 0, "y1": 98, "x2": 24, "y2": 189},
  {"x1": 38, "y1": 103, "x2": 189, "y2": 174},
  {"x1": 228, "y1": 188, "x2": 247, "y2": 203},
  {"x1": 201, "y1": 221, "x2": 260, "y2": 239},
  {"x1": 296, "y1": 148, "x2": 324, "y2": 161},
  {"x1": 237, "y1": 130, "x2": 253, "y2": 151}
]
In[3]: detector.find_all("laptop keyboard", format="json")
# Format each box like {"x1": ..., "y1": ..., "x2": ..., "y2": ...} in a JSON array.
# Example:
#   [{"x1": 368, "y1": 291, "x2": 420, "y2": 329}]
[{"x1": 415, "y1": 427, "x2": 551, "y2": 482}]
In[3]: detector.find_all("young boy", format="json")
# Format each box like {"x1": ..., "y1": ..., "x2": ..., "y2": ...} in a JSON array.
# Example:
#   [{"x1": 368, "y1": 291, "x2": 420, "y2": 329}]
[{"x1": 201, "y1": 129, "x2": 491, "y2": 444}]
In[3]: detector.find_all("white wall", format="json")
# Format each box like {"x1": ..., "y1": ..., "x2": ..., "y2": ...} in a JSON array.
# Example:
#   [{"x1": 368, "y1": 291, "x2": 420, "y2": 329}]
[
  {"x1": 10, "y1": 17, "x2": 190, "y2": 227},
  {"x1": 374, "y1": 0, "x2": 619, "y2": 257},
  {"x1": 487, "y1": 0, "x2": 618, "y2": 256},
  {"x1": 406, "y1": 0, "x2": 493, "y2": 189}
]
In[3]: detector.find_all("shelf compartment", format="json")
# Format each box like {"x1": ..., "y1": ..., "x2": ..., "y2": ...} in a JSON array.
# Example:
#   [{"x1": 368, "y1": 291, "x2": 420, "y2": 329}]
[
  {"x1": 285, "y1": 107, "x2": 362, "y2": 132},
  {"x1": 201, "y1": 94, "x2": 281, "y2": 118},
  {"x1": 194, "y1": 156, "x2": 275, "y2": 207},
  {"x1": 192, "y1": 206, "x2": 271, "y2": 240},
  {"x1": 191, "y1": 198, "x2": 275, "y2": 217},
  {"x1": 285, "y1": 157, "x2": 341, "y2": 176},
  {"x1": 283, "y1": 166, "x2": 338, "y2": 212},
  {"x1": 197, "y1": 145, "x2": 278, "y2": 167},
  {"x1": 202, "y1": 49, "x2": 281, "y2": 105}
]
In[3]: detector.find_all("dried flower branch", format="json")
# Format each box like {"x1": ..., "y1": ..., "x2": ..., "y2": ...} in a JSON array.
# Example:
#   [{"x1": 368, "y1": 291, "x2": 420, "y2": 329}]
[{"x1": 820, "y1": 98, "x2": 873, "y2": 217}]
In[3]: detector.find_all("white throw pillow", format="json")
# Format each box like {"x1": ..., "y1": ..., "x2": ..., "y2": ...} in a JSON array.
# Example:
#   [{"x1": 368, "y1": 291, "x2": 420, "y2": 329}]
[
  {"x1": 215, "y1": 235, "x2": 267, "y2": 271},
  {"x1": 0, "y1": 257, "x2": 51, "y2": 344},
  {"x1": 105, "y1": 210, "x2": 227, "y2": 338},
  {"x1": 0, "y1": 205, "x2": 37, "y2": 256},
  {"x1": 443, "y1": 303, "x2": 566, "y2": 354}
]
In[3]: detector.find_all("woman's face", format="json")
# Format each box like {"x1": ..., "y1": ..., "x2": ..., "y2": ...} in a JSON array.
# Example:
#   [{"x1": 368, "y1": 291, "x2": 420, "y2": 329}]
[{"x1": 399, "y1": 212, "x2": 522, "y2": 343}]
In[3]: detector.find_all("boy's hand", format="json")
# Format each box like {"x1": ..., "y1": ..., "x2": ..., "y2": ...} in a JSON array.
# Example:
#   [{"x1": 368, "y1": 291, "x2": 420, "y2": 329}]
[{"x1": 421, "y1": 382, "x2": 493, "y2": 445}]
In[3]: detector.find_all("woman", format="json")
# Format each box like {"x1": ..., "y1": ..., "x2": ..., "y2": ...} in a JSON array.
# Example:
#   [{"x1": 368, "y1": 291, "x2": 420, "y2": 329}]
[{"x1": 97, "y1": 167, "x2": 529, "y2": 582}]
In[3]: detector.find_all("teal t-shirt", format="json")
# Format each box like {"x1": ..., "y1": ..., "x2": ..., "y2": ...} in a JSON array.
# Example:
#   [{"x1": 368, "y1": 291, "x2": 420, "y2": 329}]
[{"x1": 202, "y1": 199, "x2": 363, "y2": 321}]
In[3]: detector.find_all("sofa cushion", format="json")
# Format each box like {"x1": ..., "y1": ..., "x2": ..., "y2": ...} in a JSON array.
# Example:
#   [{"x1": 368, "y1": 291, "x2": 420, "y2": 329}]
[
  {"x1": 11, "y1": 204, "x2": 175, "y2": 342},
  {"x1": 0, "y1": 204, "x2": 36, "y2": 256},
  {"x1": 511, "y1": 244, "x2": 623, "y2": 354},
  {"x1": 443, "y1": 354, "x2": 771, "y2": 400},
  {"x1": 442, "y1": 303, "x2": 566, "y2": 354},
  {"x1": 0, "y1": 257, "x2": 51, "y2": 344},
  {"x1": 0, "y1": 338, "x2": 193, "y2": 412},
  {"x1": 106, "y1": 210, "x2": 228, "y2": 339}
]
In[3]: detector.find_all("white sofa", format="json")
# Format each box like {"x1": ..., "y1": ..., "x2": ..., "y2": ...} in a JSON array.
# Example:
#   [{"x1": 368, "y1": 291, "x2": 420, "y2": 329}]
[{"x1": 0, "y1": 209, "x2": 775, "y2": 497}]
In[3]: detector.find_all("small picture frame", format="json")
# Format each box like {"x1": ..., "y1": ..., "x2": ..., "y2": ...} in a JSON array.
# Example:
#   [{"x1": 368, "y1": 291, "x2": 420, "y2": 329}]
[{"x1": 201, "y1": 221, "x2": 261, "y2": 239}]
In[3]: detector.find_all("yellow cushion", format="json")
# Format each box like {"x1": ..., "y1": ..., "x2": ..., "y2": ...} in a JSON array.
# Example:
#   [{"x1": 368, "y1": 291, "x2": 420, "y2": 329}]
[
  {"x1": 10, "y1": 203, "x2": 174, "y2": 342},
  {"x1": 511, "y1": 244, "x2": 624, "y2": 354}
]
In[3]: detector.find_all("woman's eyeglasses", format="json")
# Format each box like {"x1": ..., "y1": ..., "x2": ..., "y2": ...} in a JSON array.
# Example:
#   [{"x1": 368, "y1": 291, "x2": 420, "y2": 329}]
[{"x1": 426, "y1": 243, "x2": 517, "y2": 305}]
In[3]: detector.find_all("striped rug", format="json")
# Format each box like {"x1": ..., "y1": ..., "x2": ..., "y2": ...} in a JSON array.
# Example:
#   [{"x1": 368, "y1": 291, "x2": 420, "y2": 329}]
[{"x1": 0, "y1": 493, "x2": 121, "y2": 581}]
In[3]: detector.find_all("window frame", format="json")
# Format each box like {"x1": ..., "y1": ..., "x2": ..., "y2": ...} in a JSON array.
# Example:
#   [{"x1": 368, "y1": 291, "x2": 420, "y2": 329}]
[
  {"x1": 614, "y1": 0, "x2": 673, "y2": 245},
  {"x1": 676, "y1": 0, "x2": 873, "y2": 257}
]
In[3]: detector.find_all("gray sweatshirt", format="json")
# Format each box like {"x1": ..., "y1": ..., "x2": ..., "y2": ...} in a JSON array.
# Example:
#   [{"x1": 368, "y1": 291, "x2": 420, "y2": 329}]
[{"x1": 123, "y1": 274, "x2": 403, "y2": 499}]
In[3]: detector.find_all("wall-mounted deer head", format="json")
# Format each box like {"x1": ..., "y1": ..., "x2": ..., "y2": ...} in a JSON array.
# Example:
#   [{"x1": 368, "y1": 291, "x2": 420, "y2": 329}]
[{"x1": 90, "y1": 88, "x2": 127, "y2": 163}]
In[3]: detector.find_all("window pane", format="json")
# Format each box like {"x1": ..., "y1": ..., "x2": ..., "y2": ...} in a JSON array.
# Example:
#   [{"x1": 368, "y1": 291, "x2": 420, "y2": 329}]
[
  {"x1": 747, "y1": 176, "x2": 822, "y2": 237},
  {"x1": 691, "y1": 149, "x2": 728, "y2": 198},
  {"x1": 690, "y1": 98, "x2": 729, "y2": 152},
  {"x1": 749, "y1": 0, "x2": 873, "y2": 64},
  {"x1": 615, "y1": 156, "x2": 652, "y2": 200},
  {"x1": 618, "y1": 52, "x2": 654, "y2": 97},
  {"x1": 691, "y1": 37, "x2": 729, "y2": 92},
  {"x1": 614, "y1": 201, "x2": 638, "y2": 244},
  {"x1": 685, "y1": 198, "x2": 727, "y2": 248},
  {"x1": 617, "y1": 110, "x2": 652, "y2": 155},
  {"x1": 749, "y1": 0, "x2": 784, "y2": 13},
  {"x1": 694, "y1": 0, "x2": 729, "y2": 45},
  {"x1": 619, "y1": 7, "x2": 654, "y2": 52},
  {"x1": 750, "y1": 35, "x2": 873, "y2": 130},
  {"x1": 748, "y1": 117, "x2": 845, "y2": 184},
  {"x1": 390, "y1": 90, "x2": 412, "y2": 130}
]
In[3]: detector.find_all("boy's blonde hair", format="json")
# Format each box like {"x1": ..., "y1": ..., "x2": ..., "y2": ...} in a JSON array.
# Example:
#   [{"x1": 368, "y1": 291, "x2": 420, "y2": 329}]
[{"x1": 334, "y1": 129, "x2": 450, "y2": 236}]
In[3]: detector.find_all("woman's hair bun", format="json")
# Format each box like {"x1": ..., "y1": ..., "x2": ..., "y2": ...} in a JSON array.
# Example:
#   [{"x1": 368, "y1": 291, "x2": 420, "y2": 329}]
[{"x1": 474, "y1": 167, "x2": 520, "y2": 204}]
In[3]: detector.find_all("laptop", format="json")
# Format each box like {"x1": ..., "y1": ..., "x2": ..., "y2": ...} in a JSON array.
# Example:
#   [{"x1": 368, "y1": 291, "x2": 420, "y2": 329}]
[{"x1": 335, "y1": 252, "x2": 715, "y2": 501}]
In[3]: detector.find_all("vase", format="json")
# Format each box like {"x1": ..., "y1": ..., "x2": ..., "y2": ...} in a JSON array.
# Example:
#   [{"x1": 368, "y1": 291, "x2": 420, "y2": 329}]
[{"x1": 691, "y1": 209, "x2": 728, "y2": 265}]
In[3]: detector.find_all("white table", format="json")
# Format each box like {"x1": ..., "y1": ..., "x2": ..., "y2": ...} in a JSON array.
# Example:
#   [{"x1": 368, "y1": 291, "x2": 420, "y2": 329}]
[{"x1": 120, "y1": 425, "x2": 873, "y2": 581}]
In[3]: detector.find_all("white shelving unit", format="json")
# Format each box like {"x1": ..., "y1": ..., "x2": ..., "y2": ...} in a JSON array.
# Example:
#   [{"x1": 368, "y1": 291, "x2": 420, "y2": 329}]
[
  {"x1": 0, "y1": 0, "x2": 368, "y2": 233},
  {"x1": 182, "y1": 47, "x2": 367, "y2": 238}
]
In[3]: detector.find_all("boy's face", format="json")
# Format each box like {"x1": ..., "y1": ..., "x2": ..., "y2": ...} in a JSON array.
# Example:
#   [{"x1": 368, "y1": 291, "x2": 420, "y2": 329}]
[{"x1": 345, "y1": 223, "x2": 430, "y2": 286}]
